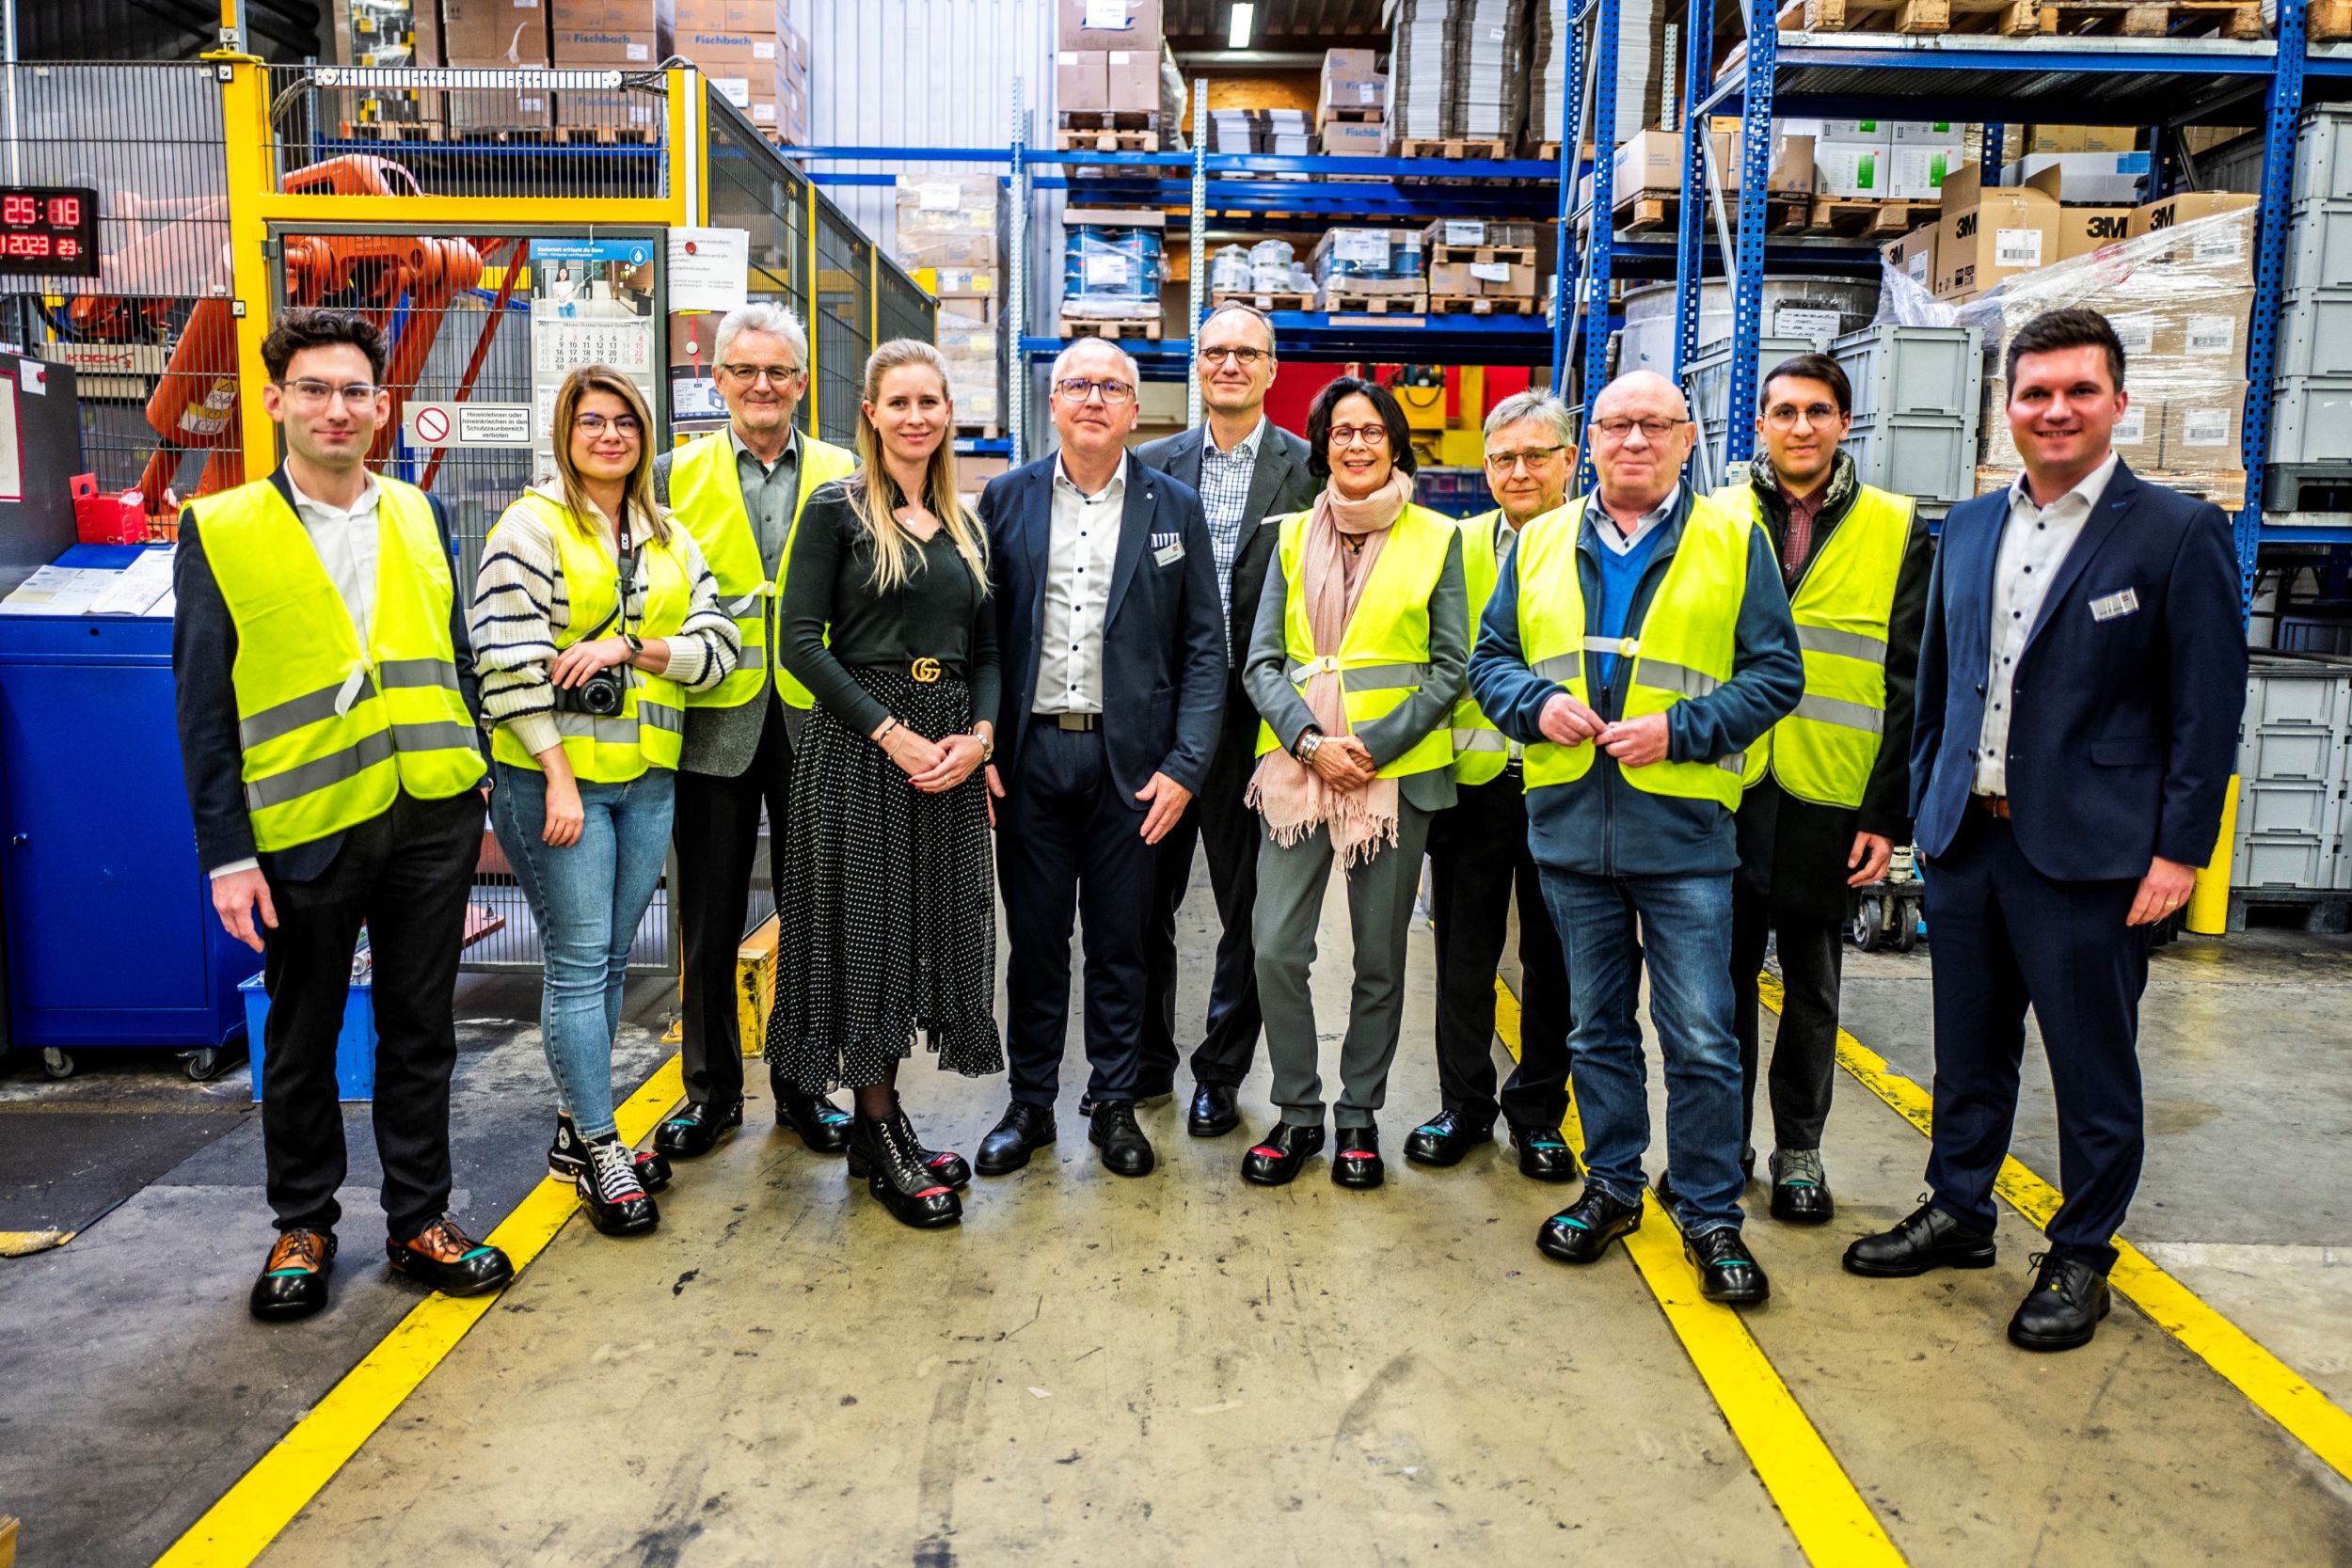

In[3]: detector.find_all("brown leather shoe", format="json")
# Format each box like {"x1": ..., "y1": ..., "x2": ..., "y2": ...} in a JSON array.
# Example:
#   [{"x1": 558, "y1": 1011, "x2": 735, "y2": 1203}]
[
  {"x1": 386, "y1": 1216, "x2": 514, "y2": 1296},
  {"x1": 250, "y1": 1227, "x2": 337, "y2": 1322}
]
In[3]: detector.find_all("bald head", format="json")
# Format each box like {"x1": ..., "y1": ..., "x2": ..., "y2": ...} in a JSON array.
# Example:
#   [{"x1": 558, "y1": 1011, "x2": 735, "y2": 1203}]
[{"x1": 1588, "y1": 369, "x2": 1696, "y2": 525}]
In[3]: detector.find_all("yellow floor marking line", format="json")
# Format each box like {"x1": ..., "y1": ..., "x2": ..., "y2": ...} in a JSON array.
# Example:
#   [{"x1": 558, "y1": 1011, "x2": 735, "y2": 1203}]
[
  {"x1": 1760, "y1": 972, "x2": 2352, "y2": 1489},
  {"x1": 152, "y1": 1055, "x2": 687, "y2": 1568},
  {"x1": 1495, "y1": 978, "x2": 1907, "y2": 1568},
  {"x1": 0, "y1": 1229, "x2": 73, "y2": 1257}
]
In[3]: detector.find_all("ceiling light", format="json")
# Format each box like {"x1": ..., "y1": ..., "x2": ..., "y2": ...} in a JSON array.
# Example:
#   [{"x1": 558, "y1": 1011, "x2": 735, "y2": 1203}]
[{"x1": 1228, "y1": 3, "x2": 1254, "y2": 48}]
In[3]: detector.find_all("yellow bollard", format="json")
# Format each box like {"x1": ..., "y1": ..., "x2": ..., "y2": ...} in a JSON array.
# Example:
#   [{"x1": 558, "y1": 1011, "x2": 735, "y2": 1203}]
[{"x1": 2184, "y1": 774, "x2": 2240, "y2": 936}]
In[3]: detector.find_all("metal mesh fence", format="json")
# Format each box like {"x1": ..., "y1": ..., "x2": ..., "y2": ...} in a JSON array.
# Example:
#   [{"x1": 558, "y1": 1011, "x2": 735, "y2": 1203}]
[
  {"x1": 812, "y1": 193, "x2": 873, "y2": 445},
  {"x1": 875, "y1": 257, "x2": 936, "y2": 353},
  {"x1": 705, "y1": 86, "x2": 813, "y2": 438}
]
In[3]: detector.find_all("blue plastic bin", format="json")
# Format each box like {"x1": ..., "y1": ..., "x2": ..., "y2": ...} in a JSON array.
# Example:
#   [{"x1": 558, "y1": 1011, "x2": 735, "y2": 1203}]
[{"x1": 239, "y1": 971, "x2": 378, "y2": 1102}]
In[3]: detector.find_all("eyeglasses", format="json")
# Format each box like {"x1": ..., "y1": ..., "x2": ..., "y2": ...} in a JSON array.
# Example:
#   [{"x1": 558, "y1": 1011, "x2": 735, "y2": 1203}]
[
  {"x1": 1486, "y1": 444, "x2": 1565, "y2": 472},
  {"x1": 278, "y1": 378, "x2": 380, "y2": 410},
  {"x1": 574, "y1": 412, "x2": 644, "y2": 437},
  {"x1": 1327, "y1": 423, "x2": 1390, "y2": 448},
  {"x1": 1055, "y1": 376, "x2": 1136, "y2": 405},
  {"x1": 1592, "y1": 416, "x2": 1688, "y2": 443},
  {"x1": 1764, "y1": 403, "x2": 1843, "y2": 430},
  {"x1": 1198, "y1": 345, "x2": 1270, "y2": 367},
  {"x1": 718, "y1": 362, "x2": 804, "y2": 386}
]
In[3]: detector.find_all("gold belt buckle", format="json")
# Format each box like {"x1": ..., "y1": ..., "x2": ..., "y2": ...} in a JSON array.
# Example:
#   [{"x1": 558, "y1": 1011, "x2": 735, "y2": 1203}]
[{"x1": 910, "y1": 657, "x2": 941, "y2": 684}]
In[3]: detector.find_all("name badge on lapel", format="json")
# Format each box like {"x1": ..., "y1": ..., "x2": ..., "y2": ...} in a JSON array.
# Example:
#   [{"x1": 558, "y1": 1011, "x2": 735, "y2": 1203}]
[
  {"x1": 2090, "y1": 587, "x2": 2140, "y2": 623},
  {"x1": 1151, "y1": 531, "x2": 1184, "y2": 567}
]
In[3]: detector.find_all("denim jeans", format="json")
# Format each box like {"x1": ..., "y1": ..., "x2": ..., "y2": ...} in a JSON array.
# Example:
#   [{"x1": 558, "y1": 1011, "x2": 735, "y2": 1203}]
[
  {"x1": 491, "y1": 761, "x2": 676, "y2": 1139},
  {"x1": 1539, "y1": 867, "x2": 1746, "y2": 1233}
]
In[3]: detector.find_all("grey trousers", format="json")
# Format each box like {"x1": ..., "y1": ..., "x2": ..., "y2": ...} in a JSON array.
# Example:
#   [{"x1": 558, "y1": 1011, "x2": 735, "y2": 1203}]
[{"x1": 1252, "y1": 802, "x2": 1436, "y2": 1129}]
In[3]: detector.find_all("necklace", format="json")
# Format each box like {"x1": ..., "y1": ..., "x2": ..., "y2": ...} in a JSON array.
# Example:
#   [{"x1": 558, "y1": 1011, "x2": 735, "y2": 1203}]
[{"x1": 1342, "y1": 533, "x2": 1366, "y2": 555}]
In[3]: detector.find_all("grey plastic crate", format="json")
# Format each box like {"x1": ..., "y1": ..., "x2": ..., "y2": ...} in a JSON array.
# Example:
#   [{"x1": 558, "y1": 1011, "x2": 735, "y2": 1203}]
[
  {"x1": 1843, "y1": 412, "x2": 1977, "y2": 506},
  {"x1": 2296, "y1": 106, "x2": 2352, "y2": 205},
  {"x1": 1682, "y1": 335, "x2": 1830, "y2": 486},
  {"x1": 2285, "y1": 199, "x2": 2352, "y2": 295},
  {"x1": 2267, "y1": 374, "x2": 2352, "y2": 467},
  {"x1": 2245, "y1": 651, "x2": 2352, "y2": 729},
  {"x1": 2233, "y1": 832, "x2": 2334, "y2": 890},
  {"x1": 1832, "y1": 325, "x2": 1983, "y2": 419},
  {"x1": 2276, "y1": 290, "x2": 2352, "y2": 380},
  {"x1": 2240, "y1": 779, "x2": 2336, "y2": 836},
  {"x1": 2237, "y1": 725, "x2": 2344, "y2": 784}
]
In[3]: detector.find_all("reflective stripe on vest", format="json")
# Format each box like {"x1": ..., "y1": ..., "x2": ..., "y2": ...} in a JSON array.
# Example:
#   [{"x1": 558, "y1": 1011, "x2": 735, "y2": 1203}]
[
  {"x1": 1253, "y1": 502, "x2": 1458, "y2": 780},
  {"x1": 485, "y1": 493, "x2": 695, "y2": 784},
  {"x1": 1713, "y1": 481, "x2": 1910, "y2": 808},
  {"x1": 1451, "y1": 509, "x2": 1514, "y2": 785},
  {"x1": 666, "y1": 429, "x2": 856, "y2": 710},
  {"x1": 195, "y1": 475, "x2": 485, "y2": 852},
  {"x1": 1515, "y1": 494, "x2": 1756, "y2": 804}
]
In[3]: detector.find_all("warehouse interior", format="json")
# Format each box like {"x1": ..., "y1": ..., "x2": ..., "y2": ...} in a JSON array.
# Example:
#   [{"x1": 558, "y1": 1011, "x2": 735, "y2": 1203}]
[{"x1": 0, "y1": 0, "x2": 2350, "y2": 1565}]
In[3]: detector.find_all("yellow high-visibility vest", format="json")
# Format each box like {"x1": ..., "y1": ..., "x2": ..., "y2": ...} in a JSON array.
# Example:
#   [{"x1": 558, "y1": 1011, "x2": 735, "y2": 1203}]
[
  {"x1": 1254, "y1": 501, "x2": 1458, "y2": 779},
  {"x1": 1450, "y1": 509, "x2": 1515, "y2": 785},
  {"x1": 665, "y1": 427, "x2": 856, "y2": 710},
  {"x1": 1714, "y1": 481, "x2": 1912, "y2": 808},
  {"x1": 486, "y1": 493, "x2": 693, "y2": 783},
  {"x1": 193, "y1": 474, "x2": 485, "y2": 853},
  {"x1": 1513, "y1": 492, "x2": 1756, "y2": 808}
]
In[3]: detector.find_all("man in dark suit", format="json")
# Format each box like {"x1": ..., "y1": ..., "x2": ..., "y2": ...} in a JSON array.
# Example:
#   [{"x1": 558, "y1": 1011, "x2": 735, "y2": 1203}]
[
  {"x1": 173, "y1": 308, "x2": 514, "y2": 1322},
  {"x1": 977, "y1": 339, "x2": 1228, "y2": 1179},
  {"x1": 1132, "y1": 302, "x2": 1314, "y2": 1138},
  {"x1": 1844, "y1": 308, "x2": 2246, "y2": 1352}
]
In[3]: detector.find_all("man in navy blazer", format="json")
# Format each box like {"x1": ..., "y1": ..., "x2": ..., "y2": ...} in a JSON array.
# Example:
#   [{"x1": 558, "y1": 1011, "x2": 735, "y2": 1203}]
[
  {"x1": 976, "y1": 339, "x2": 1227, "y2": 1180},
  {"x1": 1844, "y1": 308, "x2": 2247, "y2": 1352}
]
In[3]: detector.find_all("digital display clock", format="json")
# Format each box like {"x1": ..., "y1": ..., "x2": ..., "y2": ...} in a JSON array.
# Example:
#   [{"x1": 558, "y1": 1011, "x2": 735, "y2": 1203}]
[{"x1": 0, "y1": 186, "x2": 100, "y2": 277}]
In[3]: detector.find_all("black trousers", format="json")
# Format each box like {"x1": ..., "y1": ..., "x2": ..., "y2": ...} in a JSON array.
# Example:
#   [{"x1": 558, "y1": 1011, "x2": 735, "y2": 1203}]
[
  {"x1": 1140, "y1": 721, "x2": 1263, "y2": 1090},
  {"x1": 1423, "y1": 771, "x2": 1573, "y2": 1132},
  {"x1": 1729, "y1": 886, "x2": 1843, "y2": 1154},
  {"x1": 258, "y1": 788, "x2": 478, "y2": 1241},
  {"x1": 998, "y1": 719, "x2": 1151, "y2": 1108},
  {"x1": 672, "y1": 700, "x2": 790, "y2": 1108},
  {"x1": 1923, "y1": 808, "x2": 2149, "y2": 1274}
]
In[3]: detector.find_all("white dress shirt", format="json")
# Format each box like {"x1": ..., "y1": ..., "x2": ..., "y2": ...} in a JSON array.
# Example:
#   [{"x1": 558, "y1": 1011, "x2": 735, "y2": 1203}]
[
  {"x1": 1034, "y1": 451, "x2": 1127, "y2": 715},
  {"x1": 1973, "y1": 451, "x2": 2120, "y2": 796}
]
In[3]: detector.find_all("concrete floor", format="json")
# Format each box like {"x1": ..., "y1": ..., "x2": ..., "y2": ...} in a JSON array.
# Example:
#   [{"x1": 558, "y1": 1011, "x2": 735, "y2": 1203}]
[{"x1": 5, "y1": 870, "x2": 2352, "y2": 1567}]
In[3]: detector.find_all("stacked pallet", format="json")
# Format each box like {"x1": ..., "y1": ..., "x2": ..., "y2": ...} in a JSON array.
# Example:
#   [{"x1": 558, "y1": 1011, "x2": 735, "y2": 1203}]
[
  {"x1": 1312, "y1": 228, "x2": 1428, "y2": 312},
  {"x1": 1317, "y1": 49, "x2": 1389, "y2": 160},
  {"x1": 1054, "y1": 0, "x2": 1168, "y2": 151},
  {"x1": 665, "y1": 0, "x2": 813, "y2": 146},
  {"x1": 1388, "y1": 0, "x2": 1531, "y2": 157},
  {"x1": 896, "y1": 176, "x2": 1004, "y2": 436},
  {"x1": 1422, "y1": 218, "x2": 1544, "y2": 313},
  {"x1": 2267, "y1": 106, "x2": 2352, "y2": 515},
  {"x1": 1060, "y1": 214, "x2": 1168, "y2": 341}
]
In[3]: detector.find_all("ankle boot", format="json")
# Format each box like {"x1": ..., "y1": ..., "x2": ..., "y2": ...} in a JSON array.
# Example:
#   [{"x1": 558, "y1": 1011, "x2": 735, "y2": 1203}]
[
  {"x1": 851, "y1": 1112, "x2": 962, "y2": 1229},
  {"x1": 845, "y1": 1101, "x2": 973, "y2": 1190}
]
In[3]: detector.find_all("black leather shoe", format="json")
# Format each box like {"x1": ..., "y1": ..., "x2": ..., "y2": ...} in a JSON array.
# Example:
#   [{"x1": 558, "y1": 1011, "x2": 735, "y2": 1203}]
[
  {"x1": 1188, "y1": 1082, "x2": 1241, "y2": 1138},
  {"x1": 1768, "y1": 1148, "x2": 1833, "y2": 1225},
  {"x1": 2009, "y1": 1252, "x2": 2112, "y2": 1352},
  {"x1": 1089, "y1": 1101, "x2": 1156, "y2": 1177},
  {"x1": 653, "y1": 1096, "x2": 742, "y2": 1159},
  {"x1": 388, "y1": 1215, "x2": 516, "y2": 1291},
  {"x1": 773, "y1": 1079, "x2": 853, "y2": 1154},
  {"x1": 976, "y1": 1101, "x2": 1056, "y2": 1176},
  {"x1": 1687, "y1": 1225, "x2": 1771, "y2": 1306},
  {"x1": 250, "y1": 1227, "x2": 335, "y2": 1322},
  {"x1": 1537, "y1": 1186, "x2": 1643, "y2": 1263},
  {"x1": 549, "y1": 1113, "x2": 670, "y2": 1192},
  {"x1": 1403, "y1": 1108, "x2": 1492, "y2": 1167},
  {"x1": 1651, "y1": 1169, "x2": 1682, "y2": 1222},
  {"x1": 1332, "y1": 1124, "x2": 1385, "y2": 1189},
  {"x1": 1240, "y1": 1121, "x2": 1325, "y2": 1185},
  {"x1": 1843, "y1": 1199, "x2": 1998, "y2": 1277},
  {"x1": 1507, "y1": 1120, "x2": 1581, "y2": 1183},
  {"x1": 851, "y1": 1112, "x2": 961, "y2": 1228},
  {"x1": 1081, "y1": 1077, "x2": 1173, "y2": 1116},
  {"x1": 843, "y1": 1104, "x2": 973, "y2": 1190}
]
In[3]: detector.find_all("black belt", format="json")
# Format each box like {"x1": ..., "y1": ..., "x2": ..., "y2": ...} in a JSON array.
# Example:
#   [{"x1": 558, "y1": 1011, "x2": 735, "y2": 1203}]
[{"x1": 1037, "y1": 711, "x2": 1101, "y2": 732}]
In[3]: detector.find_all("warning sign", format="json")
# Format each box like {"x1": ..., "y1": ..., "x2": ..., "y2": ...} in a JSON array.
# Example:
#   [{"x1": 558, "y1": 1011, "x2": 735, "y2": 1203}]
[{"x1": 404, "y1": 401, "x2": 536, "y2": 449}]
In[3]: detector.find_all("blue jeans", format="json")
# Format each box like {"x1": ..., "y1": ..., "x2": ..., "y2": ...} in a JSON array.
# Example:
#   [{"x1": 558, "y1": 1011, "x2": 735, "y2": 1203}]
[
  {"x1": 491, "y1": 761, "x2": 676, "y2": 1139},
  {"x1": 1539, "y1": 867, "x2": 1746, "y2": 1233}
]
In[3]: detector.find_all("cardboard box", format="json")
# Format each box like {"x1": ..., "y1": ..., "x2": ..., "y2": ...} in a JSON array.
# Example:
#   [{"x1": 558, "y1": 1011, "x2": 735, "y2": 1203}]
[
  {"x1": 1057, "y1": 50, "x2": 1106, "y2": 112},
  {"x1": 1769, "y1": 133, "x2": 1815, "y2": 196},
  {"x1": 673, "y1": 0, "x2": 781, "y2": 27},
  {"x1": 557, "y1": 87, "x2": 665, "y2": 130},
  {"x1": 1882, "y1": 224, "x2": 1937, "y2": 290},
  {"x1": 2127, "y1": 190, "x2": 2259, "y2": 237},
  {"x1": 1104, "y1": 48, "x2": 1158, "y2": 112},
  {"x1": 1057, "y1": 0, "x2": 1161, "y2": 48},
  {"x1": 443, "y1": 0, "x2": 549, "y2": 64},
  {"x1": 1934, "y1": 164, "x2": 2058, "y2": 298},
  {"x1": 1608, "y1": 127, "x2": 1734, "y2": 198},
  {"x1": 709, "y1": 68, "x2": 781, "y2": 113},
  {"x1": 550, "y1": 25, "x2": 670, "y2": 65},
  {"x1": 2011, "y1": 151, "x2": 2148, "y2": 206},
  {"x1": 1429, "y1": 260, "x2": 1538, "y2": 297},
  {"x1": 2106, "y1": 398, "x2": 2161, "y2": 467},
  {"x1": 2053, "y1": 204, "x2": 2133, "y2": 260},
  {"x1": 443, "y1": 63, "x2": 554, "y2": 127},
  {"x1": 779, "y1": 22, "x2": 808, "y2": 77},
  {"x1": 2163, "y1": 388, "x2": 2246, "y2": 466},
  {"x1": 1320, "y1": 48, "x2": 1387, "y2": 119},
  {"x1": 1889, "y1": 144, "x2": 1965, "y2": 200},
  {"x1": 1816, "y1": 143, "x2": 1889, "y2": 198},
  {"x1": 675, "y1": 24, "x2": 779, "y2": 63},
  {"x1": 1322, "y1": 120, "x2": 1388, "y2": 157},
  {"x1": 2027, "y1": 123, "x2": 2140, "y2": 154},
  {"x1": 1888, "y1": 119, "x2": 1961, "y2": 146},
  {"x1": 1811, "y1": 119, "x2": 1895, "y2": 148},
  {"x1": 2156, "y1": 293, "x2": 2253, "y2": 358}
]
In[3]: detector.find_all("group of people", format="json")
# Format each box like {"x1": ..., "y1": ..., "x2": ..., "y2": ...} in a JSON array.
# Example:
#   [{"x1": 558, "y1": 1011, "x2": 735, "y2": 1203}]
[{"x1": 176, "y1": 293, "x2": 2243, "y2": 1355}]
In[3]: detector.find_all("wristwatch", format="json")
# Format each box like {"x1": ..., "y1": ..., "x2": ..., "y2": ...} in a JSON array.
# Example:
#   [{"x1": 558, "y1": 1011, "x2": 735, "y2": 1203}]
[{"x1": 1294, "y1": 727, "x2": 1323, "y2": 764}]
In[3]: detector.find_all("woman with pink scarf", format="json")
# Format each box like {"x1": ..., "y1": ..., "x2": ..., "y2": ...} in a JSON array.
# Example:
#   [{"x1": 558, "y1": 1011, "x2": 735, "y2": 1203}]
[{"x1": 1237, "y1": 378, "x2": 1470, "y2": 1190}]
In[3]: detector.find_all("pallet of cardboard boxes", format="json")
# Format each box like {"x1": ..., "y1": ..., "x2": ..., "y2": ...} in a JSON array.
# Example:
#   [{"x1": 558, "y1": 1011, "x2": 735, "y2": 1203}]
[
  {"x1": 896, "y1": 175, "x2": 1004, "y2": 436},
  {"x1": 1054, "y1": 0, "x2": 1168, "y2": 150}
]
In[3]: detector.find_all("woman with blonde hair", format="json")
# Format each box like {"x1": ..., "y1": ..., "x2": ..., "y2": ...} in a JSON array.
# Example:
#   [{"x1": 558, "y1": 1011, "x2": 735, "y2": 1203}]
[
  {"x1": 473, "y1": 365, "x2": 739, "y2": 1237},
  {"x1": 770, "y1": 339, "x2": 1002, "y2": 1228}
]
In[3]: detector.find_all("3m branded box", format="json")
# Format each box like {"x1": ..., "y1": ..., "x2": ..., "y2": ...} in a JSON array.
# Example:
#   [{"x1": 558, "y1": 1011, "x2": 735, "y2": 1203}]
[
  {"x1": 1934, "y1": 164, "x2": 2058, "y2": 299},
  {"x1": 1882, "y1": 225, "x2": 1937, "y2": 290}
]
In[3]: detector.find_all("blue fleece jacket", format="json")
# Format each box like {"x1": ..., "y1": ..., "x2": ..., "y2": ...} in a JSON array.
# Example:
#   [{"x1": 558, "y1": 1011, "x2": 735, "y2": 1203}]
[{"x1": 1468, "y1": 486, "x2": 1804, "y2": 879}]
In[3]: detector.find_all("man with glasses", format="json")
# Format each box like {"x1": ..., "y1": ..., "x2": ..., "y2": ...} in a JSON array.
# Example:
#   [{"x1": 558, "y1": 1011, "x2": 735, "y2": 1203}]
[
  {"x1": 1712, "y1": 354, "x2": 1931, "y2": 1225},
  {"x1": 976, "y1": 339, "x2": 1226, "y2": 1180},
  {"x1": 1133, "y1": 303, "x2": 1314, "y2": 1138},
  {"x1": 1469, "y1": 370, "x2": 1801, "y2": 1306},
  {"x1": 1405, "y1": 390, "x2": 1580, "y2": 1183},
  {"x1": 650, "y1": 302, "x2": 859, "y2": 1161},
  {"x1": 173, "y1": 307, "x2": 514, "y2": 1321}
]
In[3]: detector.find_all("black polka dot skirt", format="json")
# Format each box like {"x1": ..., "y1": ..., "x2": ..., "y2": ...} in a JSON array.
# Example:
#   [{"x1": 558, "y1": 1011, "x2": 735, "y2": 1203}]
[{"x1": 768, "y1": 667, "x2": 1003, "y2": 1094}]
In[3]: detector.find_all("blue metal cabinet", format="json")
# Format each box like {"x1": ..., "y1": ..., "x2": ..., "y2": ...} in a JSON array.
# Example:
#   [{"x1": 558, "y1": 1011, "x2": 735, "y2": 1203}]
[{"x1": 0, "y1": 567, "x2": 252, "y2": 1056}]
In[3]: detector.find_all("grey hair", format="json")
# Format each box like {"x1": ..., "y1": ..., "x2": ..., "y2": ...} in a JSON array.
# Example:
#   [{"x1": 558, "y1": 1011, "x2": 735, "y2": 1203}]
[
  {"x1": 713, "y1": 301, "x2": 810, "y2": 368},
  {"x1": 1483, "y1": 389, "x2": 1576, "y2": 446},
  {"x1": 1050, "y1": 337, "x2": 1142, "y2": 388}
]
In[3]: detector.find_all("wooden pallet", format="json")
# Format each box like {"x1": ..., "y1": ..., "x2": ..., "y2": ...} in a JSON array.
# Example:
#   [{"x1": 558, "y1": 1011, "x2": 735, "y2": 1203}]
[
  {"x1": 1778, "y1": 0, "x2": 2038, "y2": 31},
  {"x1": 2311, "y1": 0, "x2": 2352, "y2": 38},
  {"x1": 1319, "y1": 291, "x2": 1428, "y2": 313},
  {"x1": 1058, "y1": 314, "x2": 1164, "y2": 341},
  {"x1": 553, "y1": 124, "x2": 660, "y2": 146},
  {"x1": 451, "y1": 125, "x2": 555, "y2": 146},
  {"x1": 1526, "y1": 141, "x2": 1563, "y2": 162},
  {"x1": 1428, "y1": 293, "x2": 1542, "y2": 315},
  {"x1": 2036, "y1": 0, "x2": 2264, "y2": 34},
  {"x1": 336, "y1": 119, "x2": 448, "y2": 143},
  {"x1": 1426, "y1": 242, "x2": 1541, "y2": 267},
  {"x1": 1055, "y1": 127, "x2": 1160, "y2": 153},
  {"x1": 1317, "y1": 104, "x2": 1387, "y2": 125},
  {"x1": 1059, "y1": 109, "x2": 1158, "y2": 131},
  {"x1": 1804, "y1": 196, "x2": 1941, "y2": 236},
  {"x1": 954, "y1": 421, "x2": 1003, "y2": 440},
  {"x1": 1396, "y1": 137, "x2": 1512, "y2": 161},
  {"x1": 1609, "y1": 187, "x2": 1810, "y2": 235},
  {"x1": 1210, "y1": 289, "x2": 1316, "y2": 311}
]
